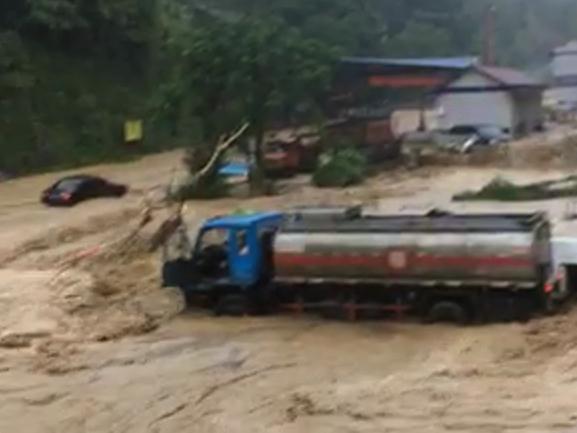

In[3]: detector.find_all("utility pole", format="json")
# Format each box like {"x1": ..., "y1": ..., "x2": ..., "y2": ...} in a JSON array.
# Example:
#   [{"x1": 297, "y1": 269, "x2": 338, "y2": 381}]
[{"x1": 482, "y1": 4, "x2": 497, "y2": 66}]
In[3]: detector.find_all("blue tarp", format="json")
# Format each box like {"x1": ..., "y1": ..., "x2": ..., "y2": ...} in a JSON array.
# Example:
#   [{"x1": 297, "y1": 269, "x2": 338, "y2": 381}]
[{"x1": 218, "y1": 162, "x2": 249, "y2": 177}]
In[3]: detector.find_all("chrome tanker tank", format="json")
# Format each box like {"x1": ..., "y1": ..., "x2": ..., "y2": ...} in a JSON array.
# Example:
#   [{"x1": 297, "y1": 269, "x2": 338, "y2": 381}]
[{"x1": 273, "y1": 208, "x2": 551, "y2": 289}]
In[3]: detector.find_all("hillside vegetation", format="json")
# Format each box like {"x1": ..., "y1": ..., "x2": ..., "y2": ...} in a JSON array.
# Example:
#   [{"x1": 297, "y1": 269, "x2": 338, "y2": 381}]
[{"x1": 2, "y1": 0, "x2": 577, "y2": 174}]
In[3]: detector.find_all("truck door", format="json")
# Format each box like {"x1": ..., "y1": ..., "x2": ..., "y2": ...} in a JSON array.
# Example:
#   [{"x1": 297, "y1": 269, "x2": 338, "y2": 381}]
[
  {"x1": 193, "y1": 228, "x2": 231, "y2": 279},
  {"x1": 229, "y1": 229, "x2": 260, "y2": 287}
]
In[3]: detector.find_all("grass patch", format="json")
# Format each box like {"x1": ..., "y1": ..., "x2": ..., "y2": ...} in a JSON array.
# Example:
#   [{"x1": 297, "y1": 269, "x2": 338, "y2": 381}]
[
  {"x1": 454, "y1": 176, "x2": 577, "y2": 202},
  {"x1": 313, "y1": 147, "x2": 367, "y2": 188}
]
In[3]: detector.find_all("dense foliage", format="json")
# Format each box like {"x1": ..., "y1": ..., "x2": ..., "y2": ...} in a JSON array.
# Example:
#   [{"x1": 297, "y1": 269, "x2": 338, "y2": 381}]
[
  {"x1": 313, "y1": 147, "x2": 367, "y2": 188},
  {"x1": 1, "y1": 0, "x2": 577, "y2": 174},
  {"x1": 454, "y1": 176, "x2": 577, "y2": 202}
]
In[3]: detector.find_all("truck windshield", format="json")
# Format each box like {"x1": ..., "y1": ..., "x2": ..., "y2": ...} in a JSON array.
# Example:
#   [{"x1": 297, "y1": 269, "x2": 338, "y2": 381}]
[{"x1": 199, "y1": 229, "x2": 228, "y2": 250}]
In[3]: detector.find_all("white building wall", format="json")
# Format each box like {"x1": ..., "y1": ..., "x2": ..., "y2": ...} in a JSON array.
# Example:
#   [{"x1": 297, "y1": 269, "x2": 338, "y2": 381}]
[
  {"x1": 550, "y1": 87, "x2": 577, "y2": 103},
  {"x1": 435, "y1": 72, "x2": 514, "y2": 130},
  {"x1": 552, "y1": 52, "x2": 577, "y2": 78},
  {"x1": 551, "y1": 42, "x2": 577, "y2": 106},
  {"x1": 436, "y1": 92, "x2": 514, "y2": 131}
]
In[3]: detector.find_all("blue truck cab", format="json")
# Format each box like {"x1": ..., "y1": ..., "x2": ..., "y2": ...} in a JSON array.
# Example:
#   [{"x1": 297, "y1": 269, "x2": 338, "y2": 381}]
[{"x1": 162, "y1": 212, "x2": 283, "y2": 308}]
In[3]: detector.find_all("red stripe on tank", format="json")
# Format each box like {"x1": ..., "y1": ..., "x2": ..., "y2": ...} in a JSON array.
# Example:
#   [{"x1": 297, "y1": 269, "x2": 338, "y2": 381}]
[
  {"x1": 274, "y1": 253, "x2": 532, "y2": 269},
  {"x1": 413, "y1": 255, "x2": 532, "y2": 268},
  {"x1": 276, "y1": 254, "x2": 387, "y2": 268}
]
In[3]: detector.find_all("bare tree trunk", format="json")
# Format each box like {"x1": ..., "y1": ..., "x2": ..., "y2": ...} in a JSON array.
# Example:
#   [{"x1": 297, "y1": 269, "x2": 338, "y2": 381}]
[
  {"x1": 249, "y1": 114, "x2": 271, "y2": 195},
  {"x1": 148, "y1": 122, "x2": 249, "y2": 252},
  {"x1": 189, "y1": 122, "x2": 249, "y2": 186}
]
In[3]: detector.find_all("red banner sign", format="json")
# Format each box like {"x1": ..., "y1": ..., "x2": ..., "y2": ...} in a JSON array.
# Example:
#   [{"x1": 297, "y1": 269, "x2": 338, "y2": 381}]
[{"x1": 368, "y1": 75, "x2": 447, "y2": 88}]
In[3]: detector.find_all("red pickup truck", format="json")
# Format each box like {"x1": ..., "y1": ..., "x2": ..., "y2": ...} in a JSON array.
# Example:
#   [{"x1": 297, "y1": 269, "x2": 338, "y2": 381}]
[
  {"x1": 325, "y1": 115, "x2": 401, "y2": 161},
  {"x1": 263, "y1": 115, "x2": 401, "y2": 176},
  {"x1": 263, "y1": 128, "x2": 320, "y2": 176}
]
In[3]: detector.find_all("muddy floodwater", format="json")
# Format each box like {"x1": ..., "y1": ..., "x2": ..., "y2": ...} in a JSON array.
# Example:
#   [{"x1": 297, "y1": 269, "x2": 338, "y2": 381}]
[
  {"x1": 2, "y1": 142, "x2": 577, "y2": 432},
  {"x1": 3, "y1": 312, "x2": 577, "y2": 433}
]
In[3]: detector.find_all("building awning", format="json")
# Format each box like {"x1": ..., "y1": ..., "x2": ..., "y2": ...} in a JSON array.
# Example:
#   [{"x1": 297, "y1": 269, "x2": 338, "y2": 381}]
[
  {"x1": 337, "y1": 57, "x2": 479, "y2": 91},
  {"x1": 341, "y1": 57, "x2": 478, "y2": 70}
]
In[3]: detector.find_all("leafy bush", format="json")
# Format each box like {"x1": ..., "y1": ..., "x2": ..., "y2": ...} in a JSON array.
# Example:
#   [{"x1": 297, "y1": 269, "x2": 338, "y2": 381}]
[
  {"x1": 455, "y1": 177, "x2": 524, "y2": 201},
  {"x1": 313, "y1": 147, "x2": 367, "y2": 188},
  {"x1": 454, "y1": 176, "x2": 577, "y2": 202}
]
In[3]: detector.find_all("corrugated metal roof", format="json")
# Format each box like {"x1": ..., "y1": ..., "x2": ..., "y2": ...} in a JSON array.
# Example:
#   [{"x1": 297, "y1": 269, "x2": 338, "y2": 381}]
[
  {"x1": 476, "y1": 65, "x2": 542, "y2": 87},
  {"x1": 341, "y1": 56, "x2": 478, "y2": 70}
]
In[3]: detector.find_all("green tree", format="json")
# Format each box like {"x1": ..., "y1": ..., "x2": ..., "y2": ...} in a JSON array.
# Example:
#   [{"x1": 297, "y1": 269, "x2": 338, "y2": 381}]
[
  {"x1": 0, "y1": 30, "x2": 41, "y2": 169},
  {"x1": 7, "y1": 0, "x2": 577, "y2": 176},
  {"x1": 160, "y1": 14, "x2": 334, "y2": 194},
  {"x1": 234, "y1": 18, "x2": 334, "y2": 175},
  {"x1": 382, "y1": 20, "x2": 453, "y2": 58},
  {"x1": 166, "y1": 20, "x2": 242, "y2": 144},
  {"x1": 210, "y1": 0, "x2": 387, "y2": 54},
  {"x1": 27, "y1": 0, "x2": 86, "y2": 31},
  {"x1": 0, "y1": 32, "x2": 34, "y2": 94},
  {"x1": 157, "y1": 17, "x2": 245, "y2": 197}
]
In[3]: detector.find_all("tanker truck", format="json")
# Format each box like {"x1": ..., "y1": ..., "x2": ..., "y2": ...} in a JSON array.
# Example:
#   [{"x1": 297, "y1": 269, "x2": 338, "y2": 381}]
[{"x1": 162, "y1": 207, "x2": 566, "y2": 323}]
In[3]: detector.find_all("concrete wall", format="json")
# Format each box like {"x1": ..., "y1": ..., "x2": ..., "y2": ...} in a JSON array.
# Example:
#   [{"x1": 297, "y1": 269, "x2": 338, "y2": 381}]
[
  {"x1": 552, "y1": 51, "x2": 577, "y2": 78},
  {"x1": 391, "y1": 109, "x2": 439, "y2": 135},
  {"x1": 549, "y1": 86, "x2": 577, "y2": 108},
  {"x1": 436, "y1": 91, "x2": 514, "y2": 131},
  {"x1": 433, "y1": 71, "x2": 546, "y2": 134},
  {"x1": 512, "y1": 90, "x2": 544, "y2": 134},
  {"x1": 435, "y1": 71, "x2": 514, "y2": 130}
]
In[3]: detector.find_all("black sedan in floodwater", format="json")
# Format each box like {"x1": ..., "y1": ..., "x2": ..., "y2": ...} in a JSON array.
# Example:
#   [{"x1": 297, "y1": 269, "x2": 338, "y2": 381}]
[{"x1": 41, "y1": 175, "x2": 128, "y2": 207}]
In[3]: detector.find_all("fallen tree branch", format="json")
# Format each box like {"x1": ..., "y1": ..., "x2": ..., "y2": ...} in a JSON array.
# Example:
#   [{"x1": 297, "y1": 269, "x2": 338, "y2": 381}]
[
  {"x1": 147, "y1": 122, "x2": 250, "y2": 252},
  {"x1": 48, "y1": 123, "x2": 251, "y2": 272},
  {"x1": 188, "y1": 122, "x2": 250, "y2": 187},
  {"x1": 148, "y1": 211, "x2": 184, "y2": 253}
]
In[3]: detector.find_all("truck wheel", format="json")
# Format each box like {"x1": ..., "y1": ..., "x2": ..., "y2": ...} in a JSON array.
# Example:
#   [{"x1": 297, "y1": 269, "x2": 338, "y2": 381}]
[
  {"x1": 427, "y1": 301, "x2": 469, "y2": 325},
  {"x1": 214, "y1": 294, "x2": 249, "y2": 317}
]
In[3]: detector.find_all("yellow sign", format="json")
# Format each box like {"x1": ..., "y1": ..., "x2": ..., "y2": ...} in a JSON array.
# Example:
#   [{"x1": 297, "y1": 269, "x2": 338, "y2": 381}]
[{"x1": 124, "y1": 120, "x2": 143, "y2": 142}]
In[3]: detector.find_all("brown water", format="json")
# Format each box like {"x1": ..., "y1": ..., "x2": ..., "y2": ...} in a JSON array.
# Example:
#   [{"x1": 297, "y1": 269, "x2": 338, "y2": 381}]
[{"x1": 1, "y1": 146, "x2": 577, "y2": 432}]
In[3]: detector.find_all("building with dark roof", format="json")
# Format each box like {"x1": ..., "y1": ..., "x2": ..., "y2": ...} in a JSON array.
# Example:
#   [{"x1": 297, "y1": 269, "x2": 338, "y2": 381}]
[
  {"x1": 332, "y1": 56, "x2": 544, "y2": 137},
  {"x1": 434, "y1": 64, "x2": 545, "y2": 136},
  {"x1": 331, "y1": 56, "x2": 478, "y2": 119}
]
